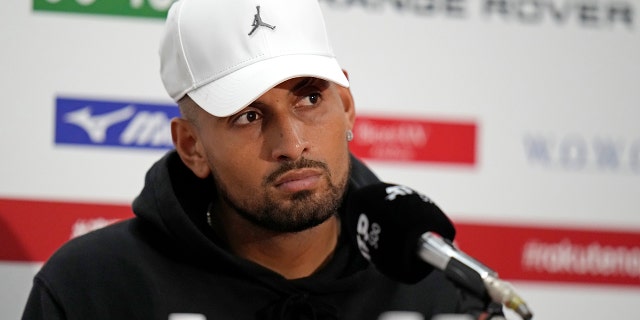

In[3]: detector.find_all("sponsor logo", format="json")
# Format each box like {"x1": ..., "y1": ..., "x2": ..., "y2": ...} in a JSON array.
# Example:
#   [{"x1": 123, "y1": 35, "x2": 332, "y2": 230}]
[
  {"x1": 0, "y1": 198, "x2": 133, "y2": 262},
  {"x1": 33, "y1": 0, "x2": 174, "y2": 19},
  {"x1": 350, "y1": 115, "x2": 477, "y2": 165},
  {"x1": 455, "y1": 222, "x2": 640, "y2": 286},
  {"x1": 248, "y1": 6, "x2": 276, "y2": 36},
  {"x1": 321, "y1": 0, "x2": 468, "y2": 17},
  {"x1": 482, "y1": 0, "x2": 634, "y2": 28},
  {"x1": 384, "y1": 185, "x2": 431, "y2": 203},
  {"x1": 522, "y1": 239, "x2": 640, "y2": 279},
  {"x1": 523, "y1": 133, "x2": 640, "y2": 174},
  {"x1": 320, "y1": 0, "x2": 635, "y2": 30},
  {"x1": 55, "y1": 97, "x2": 178, "y2": 150},
  {"x1": 356, "y1": 213, "x2": 381, "y2": 260}
]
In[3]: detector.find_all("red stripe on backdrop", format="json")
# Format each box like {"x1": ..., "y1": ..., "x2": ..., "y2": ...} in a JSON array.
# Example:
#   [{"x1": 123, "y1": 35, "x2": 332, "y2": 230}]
[
  {"x1": 2, "y1": 197, "x2": 640, "y2": 287},
  {"x1": 454, "y1": 222, "x2": 640, "y2": 287},
  {"x1": 0, "y1": 198, "x2": 133, "y2": 262}
]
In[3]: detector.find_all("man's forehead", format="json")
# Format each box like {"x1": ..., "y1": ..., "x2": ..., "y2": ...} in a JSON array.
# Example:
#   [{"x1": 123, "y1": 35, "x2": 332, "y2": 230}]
[
  {"x1": 273, "y1": 77, "x2": 329, "y2": 91},
  {"x1": 248, "y1": 77, "x2": 330, "y2": 104},
  {"x1": 200, "y1": 77, "x2": 334, "y2": 119}
]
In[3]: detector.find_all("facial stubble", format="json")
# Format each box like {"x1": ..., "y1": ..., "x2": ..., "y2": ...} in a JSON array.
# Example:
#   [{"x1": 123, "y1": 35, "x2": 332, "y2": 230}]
[{"x1": 212, "y1": 158, "x2": 350, "y2": 233}]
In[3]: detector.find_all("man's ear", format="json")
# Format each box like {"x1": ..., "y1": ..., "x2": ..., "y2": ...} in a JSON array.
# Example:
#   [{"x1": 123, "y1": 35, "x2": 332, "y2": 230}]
[
  {"x1": 339, "y1": 69, "x2": 356, "y2": 129},
  {"x1": 171, "y1": 117, "x2": 211, "y2": 178}
]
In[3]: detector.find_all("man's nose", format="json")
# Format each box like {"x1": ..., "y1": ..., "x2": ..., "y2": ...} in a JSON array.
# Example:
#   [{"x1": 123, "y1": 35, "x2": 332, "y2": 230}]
[{"x1": 268, "y1": 116, "x2": 308, "y2": 162}]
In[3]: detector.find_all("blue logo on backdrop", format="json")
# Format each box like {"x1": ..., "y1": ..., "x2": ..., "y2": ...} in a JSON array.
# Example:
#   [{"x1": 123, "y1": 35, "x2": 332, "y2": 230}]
[{"x1": 55, "y1": 97, "x2": 179, "y2": 150}]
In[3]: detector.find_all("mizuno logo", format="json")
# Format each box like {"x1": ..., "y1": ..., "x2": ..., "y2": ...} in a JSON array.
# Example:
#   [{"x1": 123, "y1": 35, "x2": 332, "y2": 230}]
[
  {"x1": 55, "y1": 97, "x2": 179, "y2": 150},
  {"x1": 64, "y1": 105, "x2": 136, "y2": 143},
  {"x1": 249, "y1": 6, "x2": 276, "y2": 36}
]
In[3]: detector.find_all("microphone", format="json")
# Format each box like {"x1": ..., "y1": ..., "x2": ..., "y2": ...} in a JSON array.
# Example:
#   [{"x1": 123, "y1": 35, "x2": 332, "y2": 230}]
[{"x1": 346, "y1": 183, "x2": 533, "y2": 320}]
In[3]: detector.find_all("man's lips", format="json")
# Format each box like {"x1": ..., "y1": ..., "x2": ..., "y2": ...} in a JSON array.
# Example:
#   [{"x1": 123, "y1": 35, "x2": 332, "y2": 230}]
[{"x1": 273, "y1": 169, "x2": 323, "y2": 193}]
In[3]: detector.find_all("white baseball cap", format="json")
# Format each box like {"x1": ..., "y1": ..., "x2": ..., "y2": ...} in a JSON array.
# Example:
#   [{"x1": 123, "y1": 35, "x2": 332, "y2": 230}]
[{"x1": 159, "y1": 0, "x2": 350, "y2": 117}]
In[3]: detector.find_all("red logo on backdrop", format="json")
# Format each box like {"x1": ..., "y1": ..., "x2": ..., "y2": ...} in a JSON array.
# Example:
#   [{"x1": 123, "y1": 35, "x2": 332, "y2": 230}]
[
  {"x1": 455, "y1": 222, "x2": 640, "y2": 287},
  {"x1": 350, "y1": 115, "x2": 477, "y2": 165}
]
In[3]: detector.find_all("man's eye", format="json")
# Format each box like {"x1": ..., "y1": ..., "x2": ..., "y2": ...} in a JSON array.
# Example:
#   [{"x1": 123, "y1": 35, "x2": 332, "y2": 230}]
[
  {"x1": 300, "y1": 93, "x2": 321, "y2": 106},
  {"x1": 234, "y1": 110, "x2": 262, "y2": 125}
]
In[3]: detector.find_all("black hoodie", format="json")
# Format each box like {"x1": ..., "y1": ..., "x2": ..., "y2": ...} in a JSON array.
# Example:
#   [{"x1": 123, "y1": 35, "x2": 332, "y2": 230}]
[{"x1": 23, "y1": 151, "x2": 490, "y2": 320}]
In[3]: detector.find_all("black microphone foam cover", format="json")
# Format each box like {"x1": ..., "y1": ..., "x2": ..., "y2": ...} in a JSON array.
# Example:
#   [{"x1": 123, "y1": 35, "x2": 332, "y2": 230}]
[{"x1": 346, "y1": 182, "x2": 456, "y2": 283}]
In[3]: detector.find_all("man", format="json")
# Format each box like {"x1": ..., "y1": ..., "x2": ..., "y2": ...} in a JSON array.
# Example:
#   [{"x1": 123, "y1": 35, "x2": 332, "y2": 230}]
[{"x1": 23, "y1": 0, "x2": 497, "y2": 319}]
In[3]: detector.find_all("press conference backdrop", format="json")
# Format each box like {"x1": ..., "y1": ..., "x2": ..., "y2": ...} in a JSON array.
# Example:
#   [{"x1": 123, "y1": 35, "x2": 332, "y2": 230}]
[{"x1": 1, "y1": 1, "x2": 639, "y2": 319}]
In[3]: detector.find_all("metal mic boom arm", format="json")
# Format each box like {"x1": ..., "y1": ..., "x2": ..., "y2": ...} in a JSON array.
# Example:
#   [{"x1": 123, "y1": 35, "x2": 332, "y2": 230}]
[{"x1": 418, "y1": 232, "x2": 533, "y2": 320}]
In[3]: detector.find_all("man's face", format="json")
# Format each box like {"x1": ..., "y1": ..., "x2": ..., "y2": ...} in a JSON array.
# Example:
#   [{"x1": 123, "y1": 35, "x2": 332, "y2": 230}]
[{"x1": 195, "y1": 77, "x2": 354, "y2": 233}]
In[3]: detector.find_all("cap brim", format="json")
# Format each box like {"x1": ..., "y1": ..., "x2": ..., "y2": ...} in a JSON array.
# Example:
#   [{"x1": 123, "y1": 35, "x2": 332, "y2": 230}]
[{"x1": 187, "y1": 54, "x2": 349, "y2": 117}]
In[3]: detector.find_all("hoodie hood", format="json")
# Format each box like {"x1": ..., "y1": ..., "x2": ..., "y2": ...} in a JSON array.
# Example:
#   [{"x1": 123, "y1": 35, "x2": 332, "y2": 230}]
[{"x1": 132, "y1": 150, "x2": 218, "y2": 255}]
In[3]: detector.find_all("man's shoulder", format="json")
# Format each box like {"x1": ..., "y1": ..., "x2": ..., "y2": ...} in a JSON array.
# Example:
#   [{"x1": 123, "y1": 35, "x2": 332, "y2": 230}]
[
  {"x1": 59, "y1": 218, "x2": 135, "y2": 255},
  {"x1": 37, "y1": 219, "x2": 140, "y2": 280}
]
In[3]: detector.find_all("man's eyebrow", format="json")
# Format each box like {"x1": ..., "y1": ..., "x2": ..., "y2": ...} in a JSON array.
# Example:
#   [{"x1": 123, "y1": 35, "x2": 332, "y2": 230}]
[
  {"x1": 292, "y1": 77, "x2": 315, "y2": 92},
  {"x1": 246, "y1": 100, "x2": 267, "y2": 110}
]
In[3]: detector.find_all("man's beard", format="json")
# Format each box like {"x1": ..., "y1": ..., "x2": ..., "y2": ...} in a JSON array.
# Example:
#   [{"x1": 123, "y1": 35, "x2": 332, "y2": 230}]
[{"x1": 212, "y1": 158, "x2": 349, "y2": 233}]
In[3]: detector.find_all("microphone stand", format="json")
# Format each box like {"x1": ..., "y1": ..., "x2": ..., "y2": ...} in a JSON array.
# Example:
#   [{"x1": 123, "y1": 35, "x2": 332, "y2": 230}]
[{"x1": 419, "y1": 233, "x2": 533, "y2": 320}]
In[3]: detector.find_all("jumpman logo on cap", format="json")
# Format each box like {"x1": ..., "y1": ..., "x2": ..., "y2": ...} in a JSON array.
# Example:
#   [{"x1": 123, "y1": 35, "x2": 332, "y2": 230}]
[{"x1": 248, "y1": 6, "x2": 276, "y2": 36}]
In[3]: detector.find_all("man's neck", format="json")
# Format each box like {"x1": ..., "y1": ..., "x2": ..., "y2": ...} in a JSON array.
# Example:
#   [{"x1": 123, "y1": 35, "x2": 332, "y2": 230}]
[{"x1": 209, "y1": 203, "x2": 341, "y2": 280}]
